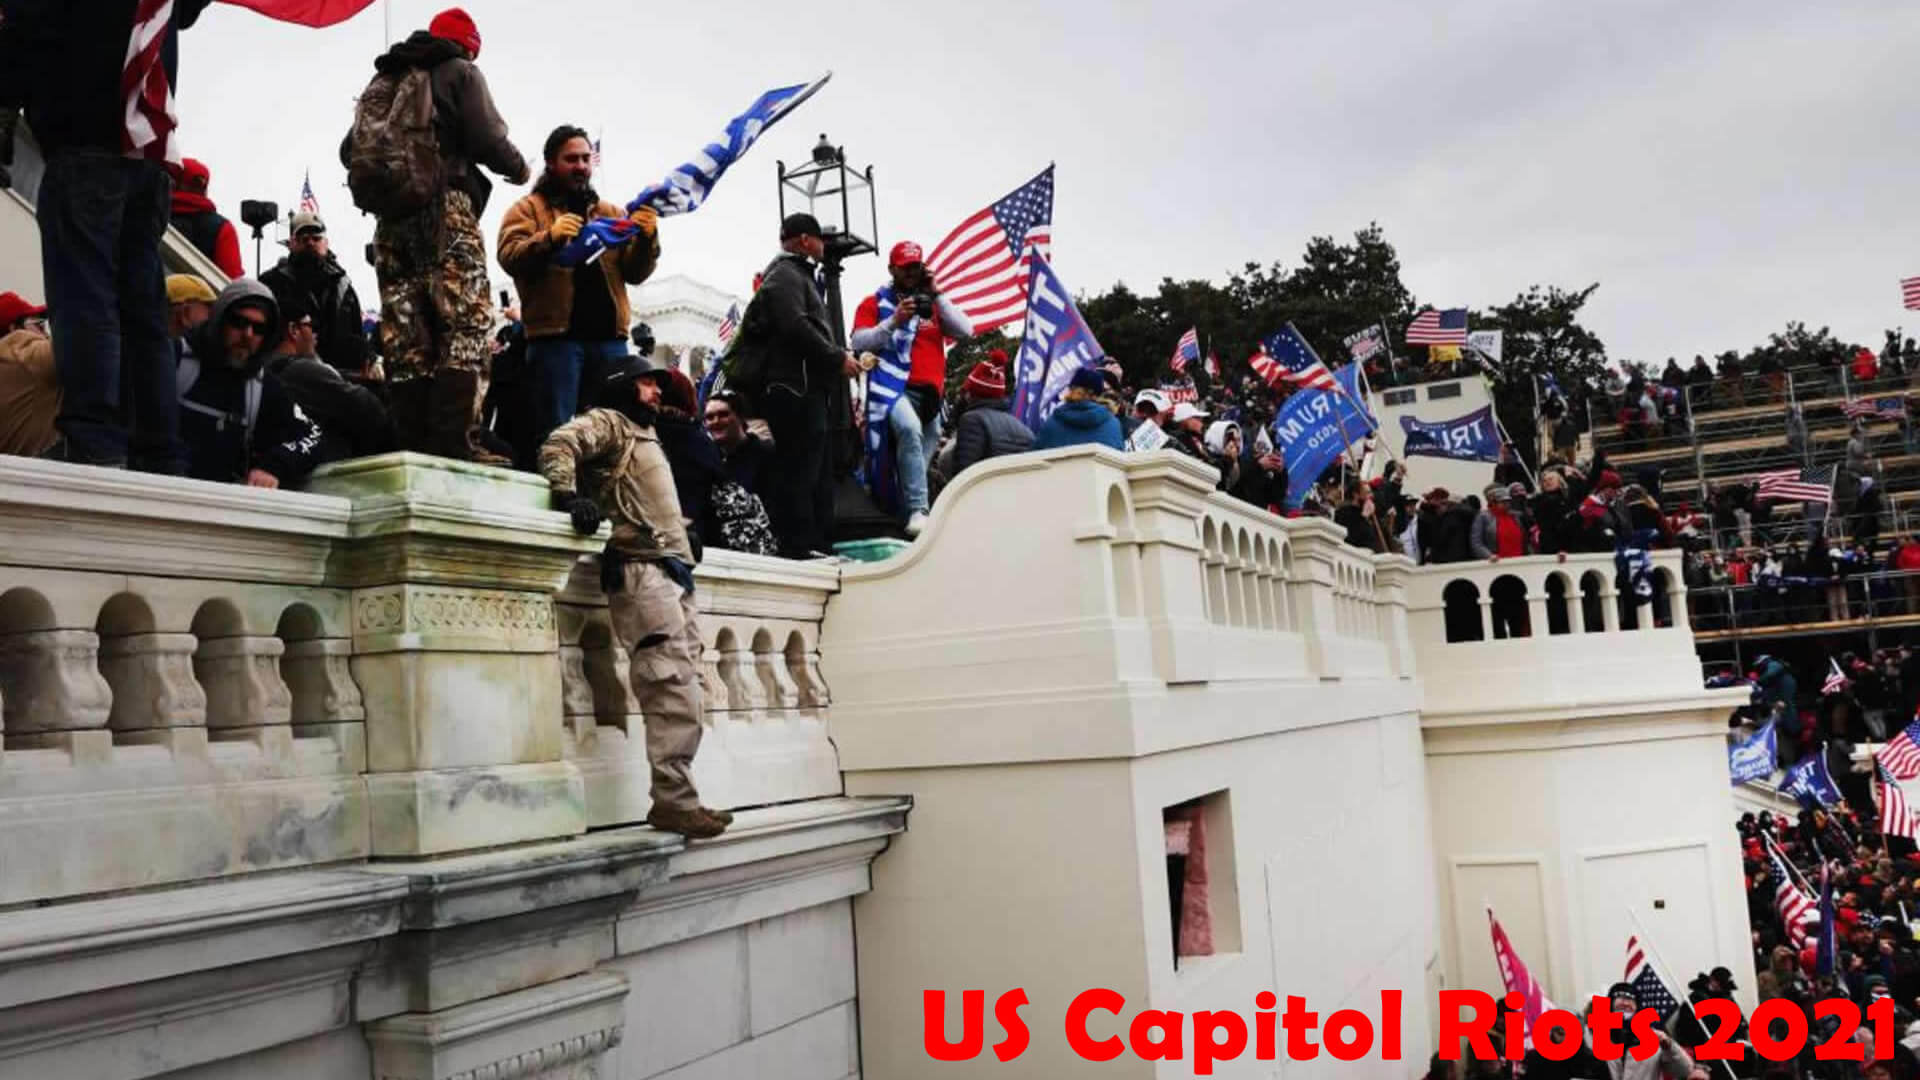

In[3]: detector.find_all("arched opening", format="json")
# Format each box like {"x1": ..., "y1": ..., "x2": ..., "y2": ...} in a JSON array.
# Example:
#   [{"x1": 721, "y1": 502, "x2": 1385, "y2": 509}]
[
  {"x1": 1579, "y1": 571, "x2": 1608, "y2": 633},
  {"x1": 1544, "y1": 573, "x2": 1573, "y2": 636},
  {"x1": 0, "y1": 588, "x2": 110, "y2": 735},
  {"x1": 785, "y1": 629, "x2": 825, "y2": 708},
  {"x1": 190, "y1": 598, "x2": 287, "y2": 732},
  {"x1": 1107, "y1": 485, "x2": 1141, "y2": 619},
  {"x1": 0, "y1": 587, "x2": 56, "y2": 634},
  {"x1": 1201, "y1": 518, "x2": 1227, "y2": 626},
  {"x1": 1276, "y1": 542, "x2": 1293, "y2": 629},
  {"x1": 1488, "y1": 574, "x2": 1531, "y2": 640},
  {"x1": 1236, "y1": 532, "x2": 1259, "y2": 631},
  {"x1": 1442, "y1": 580, "x2": 1484, "y2": 643},
  {"x1": 275, "y1": 601, "x2": 360, "y2": 729}
]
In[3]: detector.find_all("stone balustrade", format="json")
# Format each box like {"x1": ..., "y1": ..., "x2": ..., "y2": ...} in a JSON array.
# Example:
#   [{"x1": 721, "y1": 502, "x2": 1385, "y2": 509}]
[{"x1": 0, "y1": 453, "x2": 848, "y2": 907}]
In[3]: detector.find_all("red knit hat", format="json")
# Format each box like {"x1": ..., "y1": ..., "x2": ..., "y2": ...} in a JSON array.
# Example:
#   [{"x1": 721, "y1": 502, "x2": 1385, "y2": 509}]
[
  {"x1": 963, "y1": 361, "x2": 1007, "y2": 399},
  {"x1": 179, "y1": 157, "x2": 211, "y2": 192},
  {"x1": 985, "y1": 348, "x2": 1009, "y2": 370},
  {"x1": 429, "y1": 7, "x2": 481, "y2": 58}
]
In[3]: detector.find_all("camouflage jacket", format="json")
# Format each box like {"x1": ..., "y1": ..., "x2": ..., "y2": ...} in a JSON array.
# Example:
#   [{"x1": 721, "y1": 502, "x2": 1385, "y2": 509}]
[{"x1": 538, "y1": 408, "x2": 692, "y2": 564}]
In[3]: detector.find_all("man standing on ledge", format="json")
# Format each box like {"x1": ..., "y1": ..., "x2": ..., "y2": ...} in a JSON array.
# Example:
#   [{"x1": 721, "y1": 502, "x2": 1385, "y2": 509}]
[{"x1": 538, "y1": 358, "x2": 733, "y2": 839}]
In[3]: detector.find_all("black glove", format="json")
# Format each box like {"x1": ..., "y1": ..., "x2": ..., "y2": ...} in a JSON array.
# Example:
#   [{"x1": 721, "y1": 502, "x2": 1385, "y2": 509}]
[
  {"x1": 555, "y1": 492, "x2": 603, "y2": 536},
  {"x1": 686, "y1": 528, "x2": 704, "y2": 565},
  {"x1": 598, "y1": 545, "x2": 628, "y2": 595}
]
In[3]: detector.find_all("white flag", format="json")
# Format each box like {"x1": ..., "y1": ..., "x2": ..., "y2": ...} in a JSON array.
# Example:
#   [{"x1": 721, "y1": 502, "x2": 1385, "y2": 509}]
[{"x1": 1467, "y1": 330, "x2": 1504, "y2": 366}]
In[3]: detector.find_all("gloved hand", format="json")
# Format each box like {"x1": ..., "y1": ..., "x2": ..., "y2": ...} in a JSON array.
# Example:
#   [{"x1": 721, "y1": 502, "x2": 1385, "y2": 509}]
[
  {"x1": 627, "y1": 205, "x2": 659, "y2": 238},
  {"x1": 598, "y1": 546, "x2": 627, "y2": 595},
  {"x1": 550, "y1": 213, "x2": 585, "y2": 244},
  {"x1": 553, "y1": 492, "x2": 602, "y2": 535},
  {"x1": 686, "y1": 528, "x2": 704, "y2": 565}
]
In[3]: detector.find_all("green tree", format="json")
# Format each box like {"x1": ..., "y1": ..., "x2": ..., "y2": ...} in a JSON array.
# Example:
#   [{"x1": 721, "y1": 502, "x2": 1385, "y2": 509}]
[{"x1": 1474, "y1": 284, "x2": 1609, "y2": 466}]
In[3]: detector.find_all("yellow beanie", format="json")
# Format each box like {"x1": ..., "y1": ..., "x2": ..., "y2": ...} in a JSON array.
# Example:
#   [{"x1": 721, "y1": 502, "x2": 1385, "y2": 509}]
[{"x1": 165, "y1": 274, "x2": 217, "y2": 305}]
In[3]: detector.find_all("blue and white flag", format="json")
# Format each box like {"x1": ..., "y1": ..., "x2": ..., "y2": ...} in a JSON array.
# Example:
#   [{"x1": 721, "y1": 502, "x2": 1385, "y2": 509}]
[
  {"x1": 555, "y1": 73, "x2": 831, "y2": 267},
  {"x1": 1615, "y1": 528, "x2": 1657, "y2": 603},
  {"x1": 1782, "y1": 753, "x2": 1844, "y2": 808},
  {"x1": 1400, "y1": 405, "x2": 1502, "y2": 462},
  {"x1": 1728, "y1": 720, "x2": 1777, "y2": 785},
  {"x1": 1012, "y1": 253, "x2": 1104, "y2": 431},
  {"x1": 1268, "y1": 363, "x2": 1376, "y2": 509},
  {"x1": 860, "y1": 286, "x2": 922, "y2": 510}
]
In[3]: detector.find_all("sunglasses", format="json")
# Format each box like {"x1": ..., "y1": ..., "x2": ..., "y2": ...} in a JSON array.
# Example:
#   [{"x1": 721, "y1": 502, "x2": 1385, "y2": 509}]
[{"x1": 227, "y1": 313, "x2": 269, "y2": 336}]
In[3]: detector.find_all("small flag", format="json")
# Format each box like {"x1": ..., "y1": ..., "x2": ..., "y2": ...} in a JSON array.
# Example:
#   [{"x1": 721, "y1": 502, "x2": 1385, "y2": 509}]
[
  {"x1": 1258, "y1": 324, "x2": 1340, "y2": 392},
  {"x1": 927, "y1": 166, "x2": 1055, "y2": 334},
  {"x1": 590, "y1": 137, "x2": 603, "y2": 171},
  {"x1": 1767, "y1": 840, "x2": 1815, "y2": 947},
  {"x1": 1171, "y1": 328, "x2": 1200, "y2": 374},
  {"x1": 1822, "y1": 658, "x2": 1848, "y2": 696},
  {"x1": 1204, "y1": 350, "x2": 1220, "y2": 380},
  {"x1": 1728, "y1": 720, "x2": 1777, "y2": 785},
  {"x1": 1344, "y1": 324, "x2": 1387, "y2": 363},
  {"x1": 1623, "y1": 936, "x2": 1681, "y2": 1022},
  {"x1": 1466, "y1": 329, "x2": 1504, "y2": 366},
  {"x1": 1903, "y1": 276, "x2": 1920, "y2": 312},
  {"x1": 1407, "y1": 308, "x2": 1469, "y2": 345},
  {"x1": 298, "y1": 170, "x2": 319, "y2": 215},
  {"x1": 1488, "y1": 908, "x2": 1556, "y2": 1047},
  {"x1": 1878, "y1": 759, "x2": 1918, "y2": 840},
  {"x1": 716, "y1": 301, "x2": 740, "y2": 347},
  {"x1": 1782, "y1": 753, "x2": 1845, "y2": 807},
  {"x1": 1429, "y1": 343, "x2": 1463, "y2": 367},
  {"x1": 1877, "y1": 718, "x2": 1920, "y2": 780},
  {"x1": 1845, "y1": 397, "x2": 1907, "y2": 421},
  {"x1": 1754, "y1": 464, "x2": 1836, "y2": 505}
]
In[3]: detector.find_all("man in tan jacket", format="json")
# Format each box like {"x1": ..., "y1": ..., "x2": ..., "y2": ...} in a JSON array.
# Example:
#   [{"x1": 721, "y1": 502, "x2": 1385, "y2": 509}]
[
  {"x1": 538, "y1": 356, "x2": 730, "y2": 839},
  {"x1": 0, "y1": 291, "x2": 57, "y2": 458},
  {"x1": 499, "y1": 125, "x2": 660, "y2": 451}
]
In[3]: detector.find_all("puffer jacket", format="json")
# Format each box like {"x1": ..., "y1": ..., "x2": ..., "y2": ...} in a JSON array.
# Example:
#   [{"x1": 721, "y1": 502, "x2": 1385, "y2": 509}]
[
  {"x1": 497, "y1": 185, "x2": 659, "y2": 340},
  {"x1": 951, "y1": 397, "x2": 1034, "y2": 475},
  {"x1": 1032, "y1": 398, "x2": 1123, "y2": 452}
]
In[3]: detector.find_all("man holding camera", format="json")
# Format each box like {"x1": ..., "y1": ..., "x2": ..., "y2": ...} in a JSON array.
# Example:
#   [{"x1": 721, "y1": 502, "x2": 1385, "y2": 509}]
[{"x1": 849, "y1": 241, "x2": 973, "y2": 536}]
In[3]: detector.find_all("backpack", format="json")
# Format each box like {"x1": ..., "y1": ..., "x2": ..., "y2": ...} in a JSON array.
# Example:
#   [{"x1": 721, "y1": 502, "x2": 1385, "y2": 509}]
[{"x1": 345, "y1": 68, "x2": 443, "y2": 217}]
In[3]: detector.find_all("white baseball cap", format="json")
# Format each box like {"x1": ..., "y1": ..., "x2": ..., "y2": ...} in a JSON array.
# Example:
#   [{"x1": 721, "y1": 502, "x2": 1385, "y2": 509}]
[
  {"x1": 1134, "y1": 389, "x2": 1171, "y2": 412},
  {"x1": 1170, "y1": 402, "x2": 1209, "y2": 424}
]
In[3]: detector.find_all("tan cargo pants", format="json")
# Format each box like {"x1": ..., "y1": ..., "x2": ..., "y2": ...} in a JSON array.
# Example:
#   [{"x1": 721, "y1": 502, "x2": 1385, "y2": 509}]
[{"x1": 606, "y1": 560, "x2": 705, "y2": 812}]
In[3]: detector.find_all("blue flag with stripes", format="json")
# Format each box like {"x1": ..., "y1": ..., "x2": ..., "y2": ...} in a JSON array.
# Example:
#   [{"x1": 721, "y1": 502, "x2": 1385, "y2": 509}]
[
  {"x1": 860, "y1": 286, "x2": 922, "y2": 510},
  {"x1": 1268, "y1": 363, "x2": 1376, "y2": 509}
]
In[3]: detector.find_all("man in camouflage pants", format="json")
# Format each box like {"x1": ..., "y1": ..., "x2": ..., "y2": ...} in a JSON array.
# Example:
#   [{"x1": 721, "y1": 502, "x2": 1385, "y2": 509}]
[
  {"x1": 354, "y1": 8, "x2": 528, "y2": 462},
  {"x1": 539, "y1": 357, "x2": 734, "y2": 840}
]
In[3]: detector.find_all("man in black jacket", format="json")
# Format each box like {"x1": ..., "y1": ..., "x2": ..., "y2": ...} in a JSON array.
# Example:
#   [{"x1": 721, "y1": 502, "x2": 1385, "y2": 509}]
[
  {"x1": 949, "y1": 360, "x2": 1033, "y2": 476},
  {"x1": 264, "y1": 293, "x2": 396, "y2": 465},
  {"x1": 703, "y1": 389, "x2": 773, "y2": 499},
  {"x1": 727, "y1": 213, "x2": 858, "y2": 557},
  {"x1": 260, "y1": 212, "x2": 370, "y2": 376},
  {"x1": 175, "y1": 279, "x2": 327, "y2": 488},
  {"x1": 2, "y1": 0, "x2": 212, "y2": 470}
]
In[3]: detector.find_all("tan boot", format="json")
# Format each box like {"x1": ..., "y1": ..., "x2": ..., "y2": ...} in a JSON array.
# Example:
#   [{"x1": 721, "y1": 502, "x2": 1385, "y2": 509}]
[
  {"x1": 427, "y1": 369, "x2": 511, "y2": 465},
  {"x1": 646, "y1": 804, "x2": 731, "y2": 839}
]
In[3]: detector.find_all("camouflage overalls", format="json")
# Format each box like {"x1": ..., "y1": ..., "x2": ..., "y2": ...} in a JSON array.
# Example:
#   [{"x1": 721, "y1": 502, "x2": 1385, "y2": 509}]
[{"x1": 372, "y1": 189, "x2": 493, "y2": 388}]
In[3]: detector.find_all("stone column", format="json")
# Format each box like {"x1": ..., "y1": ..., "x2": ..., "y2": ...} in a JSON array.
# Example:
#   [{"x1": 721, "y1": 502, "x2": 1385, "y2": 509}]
[
  {"x1": 1119, "y1": 457, "x2": 1218, "y2": 684},
  {"x1": 0, "y1": 629, "x2": 113, "y2": 736},
  {"x1": 98, "y1": 632, "x2": 205, "y2": 730},
  {"x1": 1286, "y1": 520, "x2": 1349, "y2": 679},
  {"x1": 307, "y1": 453, "x2": 600, "y2": 857},
  {"x1": 1372, "y1": 557, "x2": 1418, "y2": 679}
]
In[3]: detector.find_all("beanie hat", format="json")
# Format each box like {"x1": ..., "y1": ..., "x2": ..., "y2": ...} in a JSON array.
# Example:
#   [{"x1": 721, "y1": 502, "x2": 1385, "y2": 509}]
[
  {"x1": 179, "y1": 157, "x2": 211, "y2": 192},
  {"x1": 429, "y1": 7, "x2": 482, "y2": 58},
  {"x1": 964, "y1": 362, "x2": 1007, "y2": 399},
  {"x1": 1597, "y1": 470, "x2": 1623, "y2": 491},
  {"x1": 165, "y1": 274, "x2": 217, "y2": 305},
  {"x1": 1067, "y1": 367, "x2": 1105, "y2": 395},
  {"x1": 985, "y1": 348, "x2": 1009, "y2": 370}
]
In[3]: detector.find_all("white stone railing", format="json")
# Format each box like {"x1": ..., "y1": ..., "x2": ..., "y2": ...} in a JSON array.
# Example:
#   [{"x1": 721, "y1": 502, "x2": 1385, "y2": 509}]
[
  {"x1": 1406, "y1": 550, "x2": 1706, "y2": 716},
  {"x1": 0, "y1": 454, "x2": 848, "y2": 906}
]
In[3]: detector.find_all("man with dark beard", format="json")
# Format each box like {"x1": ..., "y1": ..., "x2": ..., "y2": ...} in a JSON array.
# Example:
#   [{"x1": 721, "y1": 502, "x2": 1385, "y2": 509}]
[
  {"x1": 497, "y1": 124, "x2": 660, "y2": 448},
  {"x1": 260, "y1": 211, "x2": 370, "y2": 376}
]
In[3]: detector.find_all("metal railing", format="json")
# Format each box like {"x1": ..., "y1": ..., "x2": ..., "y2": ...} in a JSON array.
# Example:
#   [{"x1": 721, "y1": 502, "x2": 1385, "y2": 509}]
[{"x1": 1686, "y1": 564, "x2": 1920, "y2": 635}]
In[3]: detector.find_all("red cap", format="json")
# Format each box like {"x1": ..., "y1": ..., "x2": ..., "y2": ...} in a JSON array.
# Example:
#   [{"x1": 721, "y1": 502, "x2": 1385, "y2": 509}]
[
  {"x1": 428, "y1": 7, "x2": 481, "y2": 58},
  {"x1": 179, "y1": 157, "x2": 211, "y2": 191},
  {"x1": 888, "y1": 241, "x2": 923, "y2": 268},
  {"x1": 0, "y1": 291, "x2": 47, "y2": 328},
  {"x1": 963, "y1": 362, "x2": 1007, "y2": 399}
]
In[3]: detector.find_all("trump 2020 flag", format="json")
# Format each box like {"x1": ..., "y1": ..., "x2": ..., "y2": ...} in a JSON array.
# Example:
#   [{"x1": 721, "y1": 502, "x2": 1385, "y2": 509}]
[
  {"x1": 555, "y1": 73, "x2": 831, "y2": 266},
  {"x1": 1400, "y1": 405, "x2": 1502, "y2": 462},
  {"x1": 1012, "y1": 253, "x2": 1105, "y2": 430},
  {"x1": 1489, "y1": 908, "x2": 1556, "y2": 1046},
  {"x1": 1782, "y1": 753, "x2": 1844, "y2": 808},
  {"x1": 1728, "y1": 720, "x2": 1776, "y2": 785},
  {"x1": 1269, "y1": 363, "x2": 1376, "y2": 509}
]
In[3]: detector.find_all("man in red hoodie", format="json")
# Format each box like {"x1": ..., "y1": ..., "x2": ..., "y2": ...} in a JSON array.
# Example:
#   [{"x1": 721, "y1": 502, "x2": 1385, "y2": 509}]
[
  {"x1": 170, "y1": 158, "x2": 245, "y2": 279},
  {"x1": 1893, "y1": 533, "x2": 1920, "y2": 613}
]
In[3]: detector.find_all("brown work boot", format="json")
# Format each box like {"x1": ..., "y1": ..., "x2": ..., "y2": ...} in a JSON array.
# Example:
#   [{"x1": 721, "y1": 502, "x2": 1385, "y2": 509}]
[
  {"x1": 646, "y1": 804, "x2": 731, "y2": 839},
  {"x1": 387, "y1": 377, "x2": 433, "y2": 454},
  {"x1": 427, "y1": 369, "x2": 510, "y2": 465}
]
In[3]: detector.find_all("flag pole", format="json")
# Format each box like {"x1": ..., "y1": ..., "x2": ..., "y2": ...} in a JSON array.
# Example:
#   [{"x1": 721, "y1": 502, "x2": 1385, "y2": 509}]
[
  {"x1": 384, "y1": 0, "x2": 393, "y2": 46},
  {"x1": 1625, "y1": 905, "x2": 1740, "y2": 1080}
]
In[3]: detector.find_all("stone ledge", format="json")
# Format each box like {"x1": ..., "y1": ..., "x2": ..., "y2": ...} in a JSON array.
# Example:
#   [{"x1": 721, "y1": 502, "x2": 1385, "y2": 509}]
[
  {"x1": 366, "y1": 762, "x2": 586, "y2": 857},
  {"x1": 366, "y1": 970, "x2": 628, "y2": 1080}
]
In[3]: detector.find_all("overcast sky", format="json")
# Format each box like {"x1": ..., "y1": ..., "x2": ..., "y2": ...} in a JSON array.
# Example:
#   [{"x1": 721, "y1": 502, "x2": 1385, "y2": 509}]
[{"x1": 175, "y1": 0, "x2": 1920, "y2": 363}]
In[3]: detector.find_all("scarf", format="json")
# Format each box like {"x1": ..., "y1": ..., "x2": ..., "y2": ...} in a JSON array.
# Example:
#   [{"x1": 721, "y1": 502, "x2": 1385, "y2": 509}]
[{"x1": 859, "y1": 284, "x2": 922, "y2": 510}]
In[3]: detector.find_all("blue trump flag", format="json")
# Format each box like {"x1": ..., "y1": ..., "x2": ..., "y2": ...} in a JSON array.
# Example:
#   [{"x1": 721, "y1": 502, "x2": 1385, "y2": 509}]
[
  {"x1": 1269, "y1": 363, "x2": 1375, "y2": 509},
  {"x1": 1012, "y1": 253, "x2": 1105, "y2": 430},
  {"x1": 555, "y1": 72, "x2": 832, "y2": 267},
  {"x1": 1781, "y1": 753, "x2": 1844, "y2": 807},
  {"x1": 1727, "y1": 720, "x2": 1776, "y2": 785},
  {"x1": 1401, "y1": 405, "x2": 1502, "y2": 462}
]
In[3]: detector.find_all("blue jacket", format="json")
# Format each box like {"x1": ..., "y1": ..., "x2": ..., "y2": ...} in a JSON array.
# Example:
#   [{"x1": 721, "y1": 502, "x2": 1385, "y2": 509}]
[{"x1": 1032, "y1": 399, "x2": 1123, "y2": 452}]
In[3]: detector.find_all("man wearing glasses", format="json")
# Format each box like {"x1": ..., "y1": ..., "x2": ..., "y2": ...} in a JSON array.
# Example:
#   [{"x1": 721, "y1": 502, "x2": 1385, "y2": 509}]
[{"x1": 174, "y1": 280, "x2": 325, "y2": 489}]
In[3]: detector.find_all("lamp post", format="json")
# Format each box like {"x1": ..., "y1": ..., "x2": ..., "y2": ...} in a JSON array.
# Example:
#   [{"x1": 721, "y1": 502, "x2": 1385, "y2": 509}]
[{"x1": 776, "y1": 134, "x2": 877, "y2": 348}]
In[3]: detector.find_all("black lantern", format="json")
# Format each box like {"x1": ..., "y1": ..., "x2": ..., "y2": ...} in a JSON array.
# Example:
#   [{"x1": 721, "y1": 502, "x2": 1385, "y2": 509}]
[{"x1": 776, "y1": 134, "x2": 877, "y2": 346}]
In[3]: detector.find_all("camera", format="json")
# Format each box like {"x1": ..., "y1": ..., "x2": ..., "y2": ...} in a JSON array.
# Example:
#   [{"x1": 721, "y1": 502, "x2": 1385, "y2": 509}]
[{"x1": 910, "y1": 292, "x2": 935, "y2": 318}]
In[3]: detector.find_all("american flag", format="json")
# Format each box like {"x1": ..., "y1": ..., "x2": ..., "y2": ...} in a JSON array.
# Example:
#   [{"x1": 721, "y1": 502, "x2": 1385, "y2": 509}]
[
  {"x1": 1879, "y1": 759, "x2": 1919, "y2": 840},
  {"x1": 1754, "y1": 464, "x2": 1835, "y2": 504},
  {"x1": 1903, "y1": 276, "x2": 1920, "y2": 312},
  {"x1": 1259, "y1": 323, "x2": 1340, "y2": 392},
  {"x1": 1171, "y1": 328, "x2": 1200, "y2": 374},
  {"x1": 298, "y1": 171, "x2": 319, "y2": 215},
  {"x1": 1406, "y1": 308, "x2": 1468, "y2": 346},
  {"x1": 1877, "y1": 717, "x2": 1920, "y2": 780},
  {"x1": 123, "y1": 0, "x2": 181, "y2": 169},
  {"x1": 591, "y1": 137, "x2": 602, "y2": 170},
  {"x1": 716, "y1": 301, "x2": 740, "y2": 347},
  {"x1": 1623, "y1": 935, "x2": 1681, "y2": 1022},
  {"x1": 1822, "y1": 658, "x2": 1849, "y2": 696},
  {"x1": 926, "y1": 166, "x2": 1054, "y2": 334},
  {"x1": 1845, "y1": 396, "x2": 1906, "y2": 421},
  {"x1": 1767, "y1": 842, "x2": 1815, "y2": 947}
]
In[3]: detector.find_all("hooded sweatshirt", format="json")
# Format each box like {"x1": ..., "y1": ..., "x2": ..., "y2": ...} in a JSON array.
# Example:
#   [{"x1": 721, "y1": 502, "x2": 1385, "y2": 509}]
[
  {"x1": 1031, "y1": 397, "x2": 1123, "y2": 452},
  {"x1": 178, "y1": 279, "x2": 324, "y2": 485},
  {"x1": 170, "y1": 190, "x2": 245, "y2": 279}
]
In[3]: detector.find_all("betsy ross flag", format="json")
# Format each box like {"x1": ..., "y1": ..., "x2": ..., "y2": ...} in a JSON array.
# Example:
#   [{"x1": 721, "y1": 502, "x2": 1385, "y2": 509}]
[
  {"x1": 716, "y1": 302, "x2": 740, "y2": 348},
  {"x1": 1623, "y1": 936, "x2": 1681, "y2": 1022},
  {"x1": 1488, "y1": 908, "x2": 1556, "y2": 1046},
  {"x1": 298, "y1": 171, "x2": 319, "y2": 215},
  {"x1": 1255, "y1": 324, "x2": 1340, "y2": 393},
  {"x1": 1755, "y1": 464, "x2": 1836, "y2": 505},
  {"x1": 1766, "y1": 841, "x2": 1815, "y2": 947},
  {"x1": 1903, "y1": 276, "x2": 1920, "y2": 312},
  {"x1": 927, "y1": 166, "x2": 1055, "y2": 333},
  {"x1": 1407, "y1": 308, "x2": 1468, "y2": 346},
  {"x1": 1877, "y1": 717, "x2": 1920, "y2": 780},
  {"x1": 1877, "y1": 759, "x2": 1918, "y2": 840},
  {"x1": 1171, "y1": 328, "x2": 1200, "y2": 374}
]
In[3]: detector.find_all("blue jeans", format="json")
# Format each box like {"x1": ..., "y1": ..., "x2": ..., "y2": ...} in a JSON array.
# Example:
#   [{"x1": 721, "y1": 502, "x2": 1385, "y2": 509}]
[
  {"x1": 38, "y1": 149, "x2": 180, "y2": 469},
  {"x1": 888, "y1": 393, "x2": 941, "y2": 515},
  {"x1": 527, "y1": 338, "x2": 631, "y2": 440}
]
